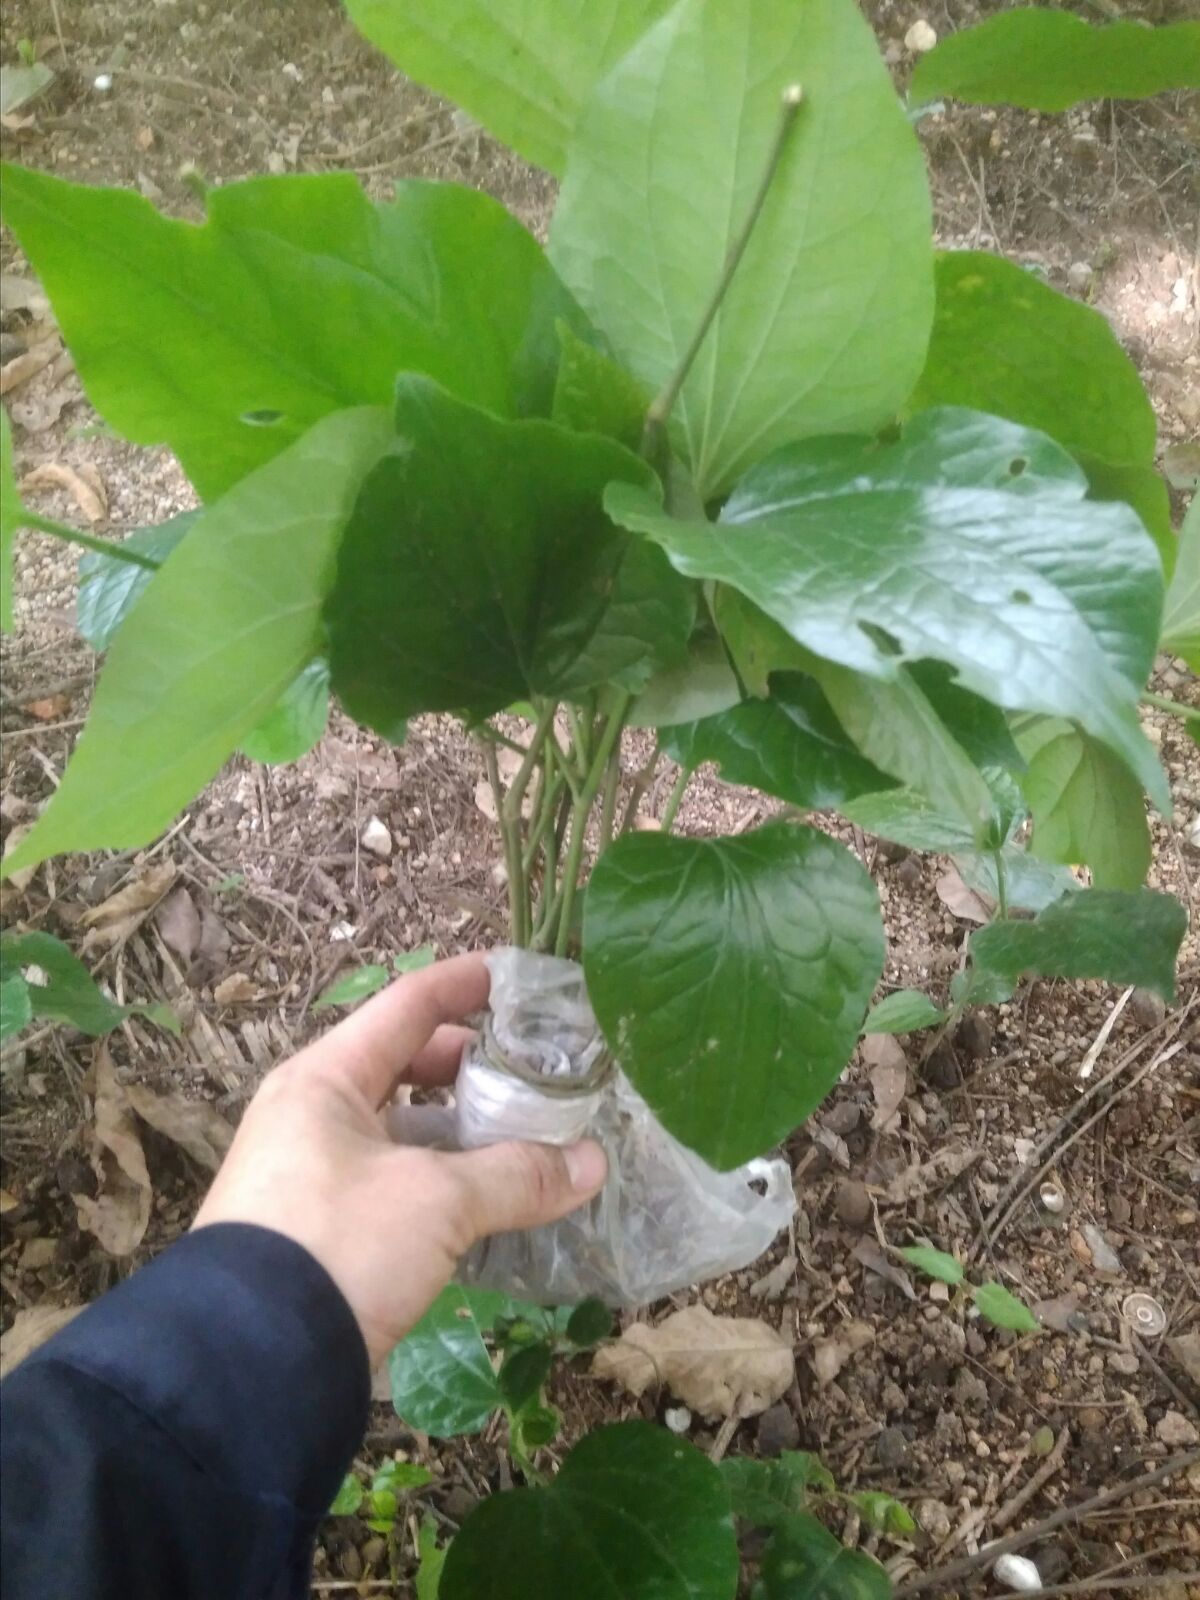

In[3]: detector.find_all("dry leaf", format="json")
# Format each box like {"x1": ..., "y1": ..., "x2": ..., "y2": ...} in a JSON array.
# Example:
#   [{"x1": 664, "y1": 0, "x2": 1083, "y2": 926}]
[
  {"x1": 0, "y1": 111, "x2": 38, "y2": 132},
  {"x1": 473, "y1": 778, "x2": 498, "y2": 822},
  {"x1": 884, "y1": 1145, "x2": 979, "y2": 1204},
  {"x1": 135, "y1": 124, "x2": 155, "y2": 151},
  {"x1": 213, "y1": 972, "x2": 260, "y2": 1005},
  {"x1": 80, "y1": 862, "x2": 176, "y2": 949},
  {"x1": 852, "y1": 1238, "x2": 916, "y2": 1301},
  {"x1": 813, "y1": 1125, "x2": 850, "y2": 1169},
  {"x1": 156, "y1": 886, "x2": 201, "y2": 963},
  {"x1": 591, "y1": 1304, "x2": 793, "y2": 1420},
  {"x1": 21, "y1": 693, "x2": 71, "y2": 721},
  {"x1": 1032, "y1": 1292, "x2": 1084, "y2": 1334},
  {"x1": 935, "y1": 866, "x2": 992, "y2": 925},
  {"x1": 20, "y1": 460, "x2": 107, "y2": 523},
  {"x1": 862, "y1": 1036, "x2": 908, "y2": 1131},
  {"x1": 0, "y1": 1304, "x2": 84, "y2": 1378},
  {"x1": 749, "y1": 1255, "x2": 797, "y2": 1303},
  {"x1": 811, "y1": 1319, "x2": 875, "y2": 1386},
  {"x1": 73, "y1": 1048, "x2": 152, "y2": 1256},
  {"x1": 0, "y1": 340, "x2": 56, "y2": 394},
  {"x1": 0, "y1": 1187, "x2": 18, "y2": 1213},
  {"x1": 125, "y1": 1083, "x2": 234, "y2": 1172}
]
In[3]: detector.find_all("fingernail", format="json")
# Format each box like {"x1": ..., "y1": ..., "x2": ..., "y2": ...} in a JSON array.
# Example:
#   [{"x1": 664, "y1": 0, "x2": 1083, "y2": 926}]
[{"x1": 563, "y1": 1139, "x2": 607, "y2": 1193}]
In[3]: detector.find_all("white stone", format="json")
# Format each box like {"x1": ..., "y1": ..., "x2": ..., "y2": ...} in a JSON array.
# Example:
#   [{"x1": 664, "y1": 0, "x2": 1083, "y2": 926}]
[
  {"x1": 93, "y1": 73, "x2": 113, "y2": 91},
  {"x1": 664, "y1": 1406, "x2": 692, "y2": 1434},
  {"x1": 994, "y1": 1554, "x2": 1043, "y2": 1593},
  {"x1": 361, "y1": 816, "x2": 393, "y2": 858},
  {"x1": 904, "y1": 20, "x2": 937, "y2": 53}
]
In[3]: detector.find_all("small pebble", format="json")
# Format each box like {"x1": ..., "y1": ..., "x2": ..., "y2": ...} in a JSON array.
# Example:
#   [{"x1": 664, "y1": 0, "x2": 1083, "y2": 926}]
[
  {"x1": 1156, "y1": 1410, "x2": 1199, "y2": 1447},
  {"x1": 1066, "y1": 261, "x2": 1093, "y2": 293},
  {"x1": 1107, "y1": 1349, "x2": 1140, "y2": 1376},
  {"x1": 875, "y1": 1426, "x2": 910, "y2": 1470},
  {"x1": 1130, "y1": 987, "x2": 1166, "y2": 1028},
  {"x1": 755, "y1": 1402, "x2": 800, "y2": 1457},
  {"x1": 994, "y1": 1553, "x2": 1042, "y2": 1593},
  {"x1": 664, "y1": 1405, "x2": 692, "y2": 1434},
  {"x1": 955, "y1": 1013, "x2": 992, "y2": 1060},
  {"x1": 904, "y1": 19, "x2": 938, "y2": 52},
  {"x1": 835, "y1": 1179, "x2": 872, "y2": 1229}
]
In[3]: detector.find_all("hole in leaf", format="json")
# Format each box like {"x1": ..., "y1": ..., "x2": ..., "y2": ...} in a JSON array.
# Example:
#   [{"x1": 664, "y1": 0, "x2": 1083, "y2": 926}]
[
  {"x1": 241, "y1": 408, "x2": 285, "y2": 427},
  {"x1": 1008, "y1": 457, "x2": 1027, "y2": 477},
  {"x1": 858, "y1": 620, "x2": 904, "y2": 658},
  {"x1": 1010, "y1": 589, "x2": 1033, "y2": 605}
]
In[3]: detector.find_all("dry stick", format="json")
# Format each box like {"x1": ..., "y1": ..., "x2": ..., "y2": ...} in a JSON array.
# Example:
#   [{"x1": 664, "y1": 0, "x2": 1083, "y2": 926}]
[
  {"x1": 991, "y1": 1426, "x2": 1070, "y2": 1533},
  {"x1": 1076, "y1": 984, "x2": 1132, "y2": 1081},
  {"x1": 891, "y1": 1448, "x2": 1200, "y2": 1598}
]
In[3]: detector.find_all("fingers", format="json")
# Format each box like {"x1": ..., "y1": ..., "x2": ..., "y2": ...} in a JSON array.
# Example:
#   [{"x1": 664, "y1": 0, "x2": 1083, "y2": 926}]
[
  {"x1": 439, "y1": 1138, "x2": 608, "y2": 1243},
  {"x1": 405, "y1": 1024, "x2": 477, "y2": 1088},
  {"x1": 307, "y1": 953, "x2": 490, "y2": 1108}
]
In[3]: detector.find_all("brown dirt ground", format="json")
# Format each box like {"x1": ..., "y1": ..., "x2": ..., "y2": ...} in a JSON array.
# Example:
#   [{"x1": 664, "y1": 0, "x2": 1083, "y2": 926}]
[{"x1": 1, "y1": 1, "x2": 1198, "y2": 1595}]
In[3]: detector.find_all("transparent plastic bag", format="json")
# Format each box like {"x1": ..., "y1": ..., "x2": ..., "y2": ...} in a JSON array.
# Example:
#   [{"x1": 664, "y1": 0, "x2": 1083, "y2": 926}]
[{"x1": 387, "y1": 948, "x2": 794, "y2": 1307}]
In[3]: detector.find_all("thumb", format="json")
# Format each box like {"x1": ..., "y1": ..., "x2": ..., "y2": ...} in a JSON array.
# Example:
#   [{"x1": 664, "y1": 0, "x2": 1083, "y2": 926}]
[{"x1": 441, "y1": 1138, "x2": 608, "y2": 1244}]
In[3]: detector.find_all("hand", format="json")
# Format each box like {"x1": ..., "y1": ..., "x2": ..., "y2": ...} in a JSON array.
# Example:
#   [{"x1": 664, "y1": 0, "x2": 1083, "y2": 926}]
[{"x1": 193, "y1": 953, "x2": 608, "y2": 1366}]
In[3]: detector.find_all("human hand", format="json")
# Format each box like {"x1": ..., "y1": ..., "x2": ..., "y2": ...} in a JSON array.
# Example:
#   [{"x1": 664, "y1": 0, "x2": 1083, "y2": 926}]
[{"x1": 193, "y1": 953, "x2": 607, "y2": 1366}]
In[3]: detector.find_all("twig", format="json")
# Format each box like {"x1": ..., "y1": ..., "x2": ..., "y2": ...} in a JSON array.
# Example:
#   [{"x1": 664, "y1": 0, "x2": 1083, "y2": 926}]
[
  {"x1": 18, "y1": 511, "x2": 159, "y2": 570},
  {"x1": 991, "y1": 1426, "x2": 1070, "y2": 1532},
  {"x1": 659, "y1": 766, "x2": 691, "y2": 832},
  {"x1": 892, "y1": 1449, "x2": 1200, "y2": 1598},
  {"x1": 1077, "y1": 985, "x2": 1132, "y2": 1081},
  {"x1": 47, "y1": 0, "x2": 67, "y2": 60}
]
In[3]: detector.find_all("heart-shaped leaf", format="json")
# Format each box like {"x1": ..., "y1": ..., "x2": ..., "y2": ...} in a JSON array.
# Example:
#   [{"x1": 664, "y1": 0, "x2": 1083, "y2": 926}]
[
  {"x1": 441, "y1": 1421, "x2": 738, "y2": 1600},
  {"x1": 911, "y1": 12, "x2": 1200, "y2": 111},
  {"x1": 759, "y1": 1511, "x2": 890, "y2": 1600},
  {"x1": 609, "y1": 408, "x2": 1167, "y2": 811},
  {"x1": 550, "y1": 0, "x2": 933, "y2": 497},
  {"x1": 721, "y1": 1453, "x2": 834, "y2": 1529},
  {"x1": 1, "y1": 166, "x2": 588, "y2": 497},
  {"x1": 662, "y1": 674, "x2": 894, "y2": 812},
  {"x1": 863, "y1": 990, "x2": 946, "y2": 1036},
  {"x1": 583, "y1": 822, "x2": 884, "y2": 1169}
]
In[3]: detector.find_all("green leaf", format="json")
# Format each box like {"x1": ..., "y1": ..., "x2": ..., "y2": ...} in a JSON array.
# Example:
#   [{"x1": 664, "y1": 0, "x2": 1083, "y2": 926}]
[
  {"x1": 312, "y1": 965, "x2": 391, "y2": 1011},
  {"x1": 953, "y1": 845, "x2": 1079, "y2": 916},
  {"x1": 514, "y1": 1404, "x2": 561, "y2": 1450},
  {"x1": 972, "y1": 1282, "x2": 1039, "y2": 1334},
  {"x1": 1, "y1": 408, "x2": 394, "y2": 877},
  {"x1": 565, "y1": 1298, "x2": 614, "y2": 1349},
  {"x1": 76, "y1": 514, "x2": 198, "y2": 651},
  {"x1": 609, "y1": 407, "x2": 1168, "y2": 812},
  {"x1": 551, "y1": 322, "x2": 646, "y2": 449},
  {"x1": 911, "y1": 13, "x2": 1200, "y2": 112},
  {"x1": 968, "y1": 888, "x2": 1186, "y2": 1005},
  {"x1": 416, "y1": 1515, "x2": 447, "y2": 1600},
  {"x1": 390, "y1": 1286, "x2": 551, "y2": 1437},
  {"x1": 373, "y1": 1460, "x2": 435, "y2": 1496},
  {"x1": 137, "y1": 1002, "x2": 183, "y2": 1038},
  {"x1": 393, "y1": 945, "x2": 437, "y2": 975},
  {"x1": 0, "y1": 971, "x2": 33, "y2": 1041},
  {"x1": 0, "y1": 166, "x2": 587, "y2": 498},
  {"x1": 863, "y1": 990, "x2": 947, "y2": 1035},
  {"x1": 329, "y1": 1475, "x2": 364, "y2": 1516},
  {"x1": 583, "y1": 822, "x2": 884, "y2": 1169},
  {"x1": 910, "y1": 252, "x2": 1171, "y2": 569},
  {"x1": 848, "y1": 1491, "x2": 916, "y2": 1536},
  {"x1": 368, "y1": 1489, "x2": 399, "y2": 1525},
  {"x1": 1162, "y1": 497, "x2": 1199, "y2": 671},
  {"x1": 1, "y1": 408, "x2": 19, "y2": 632},
  {"x1": 0, "y1": 931, "x2": 130, "y2": 1037},
  {"x1": 440, "y1": 1421, "x2": 738, "y2": 1600},
  {"x1": 549, "y1": 0, "x2": 933, "y2": 498},
  {"x1": 843, "y1": 788, "x2": 977, "y2": 855},
  {"x1": 1013, "y1": 716, "x2": 1150, "y2": 891},
  {"x1": 895, "y1": 1244, "x2": 964, "y2": 1285},
  {"x1": 497, "y1": 1343, "x2": 553, "y2": 1413},
  {"x1": 344, "y1": 0, "x2": 672, "y2": 175},
  {"x1": 663, "y1": 674, "x2": 894, "y2": 813},
  {"x1": 720, "y1": 1453, "x2": 835, "y2": 1528},
  {"x1": 760, "y1": 1511, "x2": 890, "y2": 1600},
  {"x1": 0, "y1": 60, "x2": 54, "y2": 116},
  {"x1": 240, "y1": 660, "x2": 330, "y2": 766},
  {"x1": 627, "y1": 631, "x2": 742, "y2": 728},
  {"x1": 326, "y1": 379, "x2": 660, "y2": 729}
]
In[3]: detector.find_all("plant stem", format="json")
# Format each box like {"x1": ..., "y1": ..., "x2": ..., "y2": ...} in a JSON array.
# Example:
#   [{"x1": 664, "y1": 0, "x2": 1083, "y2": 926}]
[
  {"x1": 19, "y1": 511, "x2": 160, "y2": 571},
  {"x1": 482, "y1": 739, "x2": 528, "y2": 946},
  {"x1": 993, "y1": 847, "x2": 1009, "y2": 920},
  {"x1": 640, "y1": 83, "x2": 804, "y2": 474},
  {"x1": 501, "y1": 703, "x2": 557, "y2": 826},
  {"x1": 554, "y1": 697, "x2": 631, "y2": 958},
  {"x1": 598, "y1": 740, "x2": 622, "y2": 847},
  {"x1": 620, "y1": 740, "x2": 661, "y2": 832},
  {"x1": 1142, "y1": 690, "x2": 1197, "y2": 721},
  {"x1": 659, "y1": 766, "x2": 692, "y2": 833}
]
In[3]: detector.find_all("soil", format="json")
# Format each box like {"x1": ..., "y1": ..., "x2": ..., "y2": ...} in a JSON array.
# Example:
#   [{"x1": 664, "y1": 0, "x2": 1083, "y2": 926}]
[{"x1": 1, "y1": 2, "x2": 1198, "y2": 1596}]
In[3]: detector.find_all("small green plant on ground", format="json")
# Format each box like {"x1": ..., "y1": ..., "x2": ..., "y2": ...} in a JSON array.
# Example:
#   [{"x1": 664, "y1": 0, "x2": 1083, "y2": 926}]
[
  {"x1": 893, "y1": 1244, "x2": 1040, "y2": 1334},
  {"x1": 1, "y1": 2, "x2": 1196, "y2": 1594},
  {"x1": 0, "y1": 929, "x2": 179, "y2": 1046}
]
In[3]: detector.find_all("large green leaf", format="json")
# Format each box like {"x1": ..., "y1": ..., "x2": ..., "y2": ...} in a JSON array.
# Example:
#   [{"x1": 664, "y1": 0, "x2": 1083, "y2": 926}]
[
  {"x1": 967, "y1": 889, "x2": 1186, "y2": 1005},
  {"x1": 1, "y1": 409, "x2": 394, "y2": 876},
  {"x1": 911, "y1": 12, "x2": 1200, "y2": 111},
  {"x1": 549, "y1": 0, "x2": 933, "y2": 498},
  {"x1": 627, "y1": 631, "x2": 742, "y2": 728},
  {"x1": 441, "y1": 1422, "x2": 738, "y2": 1600},
  {"x1": 551, "y1": 322, "x2": 647, "y2": 449},
  {"x1": 390, "y1": 1285, "x2": 562, "y2": 1437},
  {"x1": 721, "y1": 1453, "x2": 834, "y2": 1529},
  {"x1": 608, "y1": 409, "x2": 1168, "y2": 811},
  {"x1": 0, "y1": 167, "x2": 586, "y2": 499},
  {"x1": 1014, "y1": 716, "x2": 1150, "y2": 891},
  {"x1": 1162, "y1": 497, "x2": 1199, "y2": 671},
  {"x1": 1, "y1": 931, "x2": 129, "y2": 1036},
  {"x1": 910, "y1": 252, "x2": 1171, "y2": 567},
  {"x1": 240, "y1": 660, "x2": 331, "y2": 766},
  {"x1": 76, "y1": 514, "x2": 199, "y2": 651},
  {"x1": 760, "y1": 1512, "x2": 890, "y2": 1600},
  {"x1": 344, "y1": 0, "x2": 672, "y2": 176},
  {"x1": 662, "y1": 674, "x2": 894, "y2": 812},
  {"x1": 583, "y1": 822, "x2": 883, "y2": 1169},
  {"x1": 1, "y1": 408, "x2": 18, "y2": 632},
  {"x1": 326, "y1": 378, "x2": 666, "y2": 728}
]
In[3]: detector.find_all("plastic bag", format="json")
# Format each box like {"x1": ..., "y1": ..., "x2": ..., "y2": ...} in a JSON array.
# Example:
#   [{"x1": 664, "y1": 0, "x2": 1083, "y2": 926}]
[{"x1": 388, "y1": 948, "x2": 794, "y2": 1307}]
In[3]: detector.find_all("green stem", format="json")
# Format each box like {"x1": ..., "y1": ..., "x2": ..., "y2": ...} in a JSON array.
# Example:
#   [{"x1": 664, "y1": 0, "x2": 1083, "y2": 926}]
[
  {"x1": 640, "y1": 83, "x2": 804, "y2": 474},
  {"x1": 483, "y1": 739, "x2": 528, "y2": 945},
  {"x1": 20, "y1": 510, "x2": 160, "y2": 571},
  {"x1": 554, "y1": 697, "x2": 631, "y2": 959},
  {"x1": 993, "y1": 848, "x2": 1009, "y2": 921},
  {"x1": 501, "y1": 702, "x2": 557, "y2": 826},
  {"x1": 1142, "y1": 690, "x2": 1197, "y2": 722},
  {"x1": 523, "y1": 768, "x2": 566, "y2": 874},
  {"x1": 598, "y1": 741, "x2": 622, "y2": 848},
  {"x1": 620, "y1": 740, "x2": 661, "y2": 832},
  {"x1": 659, "y1": 766, "x2": 692, "y2": 833}
]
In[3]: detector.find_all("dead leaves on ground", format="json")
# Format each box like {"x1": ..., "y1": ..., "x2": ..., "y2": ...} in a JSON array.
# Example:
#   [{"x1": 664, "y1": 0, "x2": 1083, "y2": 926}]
[
  {"x1": 71, "y1": 1046, "x2": 234, "y2": 1257},
  {"x1": 80, "y1": 862, "x2": 176, "y2": 951},
  {"x1": 20, "y1": 460, "x2": 108, "y2": 525},
  {"x1": 592, "y1": 1304, "x2": 793, "y2": 1420}
]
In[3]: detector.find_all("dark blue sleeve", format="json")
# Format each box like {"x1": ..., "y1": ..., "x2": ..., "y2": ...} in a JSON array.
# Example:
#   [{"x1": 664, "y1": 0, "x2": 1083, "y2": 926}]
[{"x1": 0, "y1": 1223, "x2": 370, "y2": 1600}]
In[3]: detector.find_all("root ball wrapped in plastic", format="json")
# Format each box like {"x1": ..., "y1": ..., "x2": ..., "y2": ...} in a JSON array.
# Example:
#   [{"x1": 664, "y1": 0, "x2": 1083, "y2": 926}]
[{"x1": 388, "y1": 948, "x2": 794, "y2": 1306}]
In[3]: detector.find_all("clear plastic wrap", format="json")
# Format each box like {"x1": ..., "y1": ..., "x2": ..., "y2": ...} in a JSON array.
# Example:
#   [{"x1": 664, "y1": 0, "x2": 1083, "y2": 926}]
[{"x1": 387, "y1": 948, "x2": 794, "y2": 1307}]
